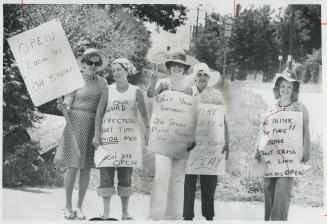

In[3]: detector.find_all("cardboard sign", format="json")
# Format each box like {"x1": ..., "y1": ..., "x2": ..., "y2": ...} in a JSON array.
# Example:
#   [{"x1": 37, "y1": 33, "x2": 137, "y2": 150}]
[
  {"x1": 258, "y1": 111, "x2": 304, "y2": 177},
  {"x1": 7, "y1": 19, "x2": 85, "y2": 106},
  {"x1": 26, "y1": 114, "x2": 66, "y2": 154},
  {"x1": 148, "y1": 91, "x2": 198, "y2": 159},
  {"x1": 95, "y1": 145, "x2": 142, "y2": 168},
  {"x1": 186, "y1": 104, "x2": 226, "y2": 175}
]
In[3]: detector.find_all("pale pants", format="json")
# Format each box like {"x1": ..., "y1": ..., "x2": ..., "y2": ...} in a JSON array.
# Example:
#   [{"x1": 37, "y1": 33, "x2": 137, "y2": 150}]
[
  {"x1": 148, "y1": 154, "x2": 187, "y2": 220},
  {"x1": 264, "y1": 177, "x2": 294, "y2": 221}
]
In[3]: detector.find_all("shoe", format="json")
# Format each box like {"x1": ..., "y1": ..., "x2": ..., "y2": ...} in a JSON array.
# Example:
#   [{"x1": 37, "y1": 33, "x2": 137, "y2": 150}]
[
  {"x1": 122, "y1": 216, "x2": 134, "y2": 220},
  {"x1": 205, "y1": 217, "x2": 213, "y2": 221},
  {"x1": 64, "y1": 208, "x2": 75, "y2": 220},
  {"x1": 74, "y1": 208, "x2": 86, "y2": 220}
]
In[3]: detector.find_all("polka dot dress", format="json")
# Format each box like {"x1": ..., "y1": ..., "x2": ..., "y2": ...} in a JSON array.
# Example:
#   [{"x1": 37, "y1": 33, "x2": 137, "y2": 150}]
[{"x1": 55, "y1": 73, "x2": 107, "y2": 168}]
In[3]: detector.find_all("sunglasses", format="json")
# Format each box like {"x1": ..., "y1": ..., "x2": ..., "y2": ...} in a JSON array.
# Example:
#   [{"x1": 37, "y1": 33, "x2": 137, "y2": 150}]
[{"x1": 86, "y1": 60, "x2": 102, "y2": 66}]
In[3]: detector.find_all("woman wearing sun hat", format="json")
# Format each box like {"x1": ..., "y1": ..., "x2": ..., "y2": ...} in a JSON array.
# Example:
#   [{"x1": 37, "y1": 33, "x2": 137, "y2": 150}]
[
  {"x1": 254, "y1": 69, "x2": 310, "y2": 221},
  {"x1": 55, "y1": 48, "x2": 109, "y2": 220},
  {"x1": 92, "y1": 58, "x2": 149, "y2": 220},
  {"x1": 183, "y1": 63, "x2": 229, "y2": 221},
  {"x1": 147, "y1": 51, "x2": 195, "y2": 220}
]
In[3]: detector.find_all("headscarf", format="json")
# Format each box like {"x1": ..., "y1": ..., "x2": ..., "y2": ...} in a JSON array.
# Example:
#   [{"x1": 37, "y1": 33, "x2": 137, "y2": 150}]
[{"x1": 112, "y1": 58, "x2": 138, "y2": 75}]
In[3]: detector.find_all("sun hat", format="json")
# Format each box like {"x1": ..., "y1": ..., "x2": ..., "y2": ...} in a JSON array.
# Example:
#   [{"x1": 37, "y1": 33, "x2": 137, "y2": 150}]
[
  {"x1": 165, "y1": 52, "x2": 191, "y2": 71},
  {"x1": 77, "y1": 48, "x2": 109, "y2": 71},
  {"x1": 274, "y1": 70, "x2": 300, "y2": 89},
  {"x1": 112, "y1": 58, "x2": 138, "y2": 76},
  {"x1": 194, "y1": 63, "x2": 211, "y2": 77}
]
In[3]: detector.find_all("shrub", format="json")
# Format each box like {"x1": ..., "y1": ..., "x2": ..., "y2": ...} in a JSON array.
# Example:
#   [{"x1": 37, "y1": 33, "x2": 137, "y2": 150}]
[{"x1": 3, "y1": 142, "x2": 64, "y2": 187}]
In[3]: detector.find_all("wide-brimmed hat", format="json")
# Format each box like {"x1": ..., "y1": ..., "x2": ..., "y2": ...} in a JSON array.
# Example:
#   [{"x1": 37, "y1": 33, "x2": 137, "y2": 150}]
[
  {"x1": 77, "y1": 48, "x2": 109, "y2": 71},
  {"x1": 165, "y1": 52, "x2": 191, "y2": 71},
  {"x1": 193, "y1": 63, "x2": 211, "y2": 78},
  {"x1": 274, "y1": 70, "x2": 300, "y2": 89}
]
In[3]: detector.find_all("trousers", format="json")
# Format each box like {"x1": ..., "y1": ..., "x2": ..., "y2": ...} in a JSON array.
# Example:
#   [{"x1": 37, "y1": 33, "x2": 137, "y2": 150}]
[
  {"x1": 148, "y1": 154, "x2": 187, "y2": 220},
  {"x1": 183, "y1": 174, "x2": 217, "y2": 219},
  {"x1": 264, "y1": 177, "x2": 294, "y2": 221}
]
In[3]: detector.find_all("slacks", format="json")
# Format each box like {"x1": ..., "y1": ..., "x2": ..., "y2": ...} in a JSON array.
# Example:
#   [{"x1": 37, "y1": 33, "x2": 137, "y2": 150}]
[
  {"x1": 264, "y1": 177, "x2": 294, "y2": 221},
  {"x1": 183, "y1": 174, "x2": 217, "y2": 220}
]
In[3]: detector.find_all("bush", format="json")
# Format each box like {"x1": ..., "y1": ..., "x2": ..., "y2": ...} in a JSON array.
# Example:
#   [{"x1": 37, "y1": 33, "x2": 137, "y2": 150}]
[{"x1": 3, "y1": 142, "x2": 64, "y2": 187}]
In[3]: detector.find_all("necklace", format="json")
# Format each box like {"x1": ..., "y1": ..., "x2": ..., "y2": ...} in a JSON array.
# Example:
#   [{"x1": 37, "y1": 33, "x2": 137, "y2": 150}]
[{"x1": 278, "y1": 101, "x2": 292, "y2": 110}]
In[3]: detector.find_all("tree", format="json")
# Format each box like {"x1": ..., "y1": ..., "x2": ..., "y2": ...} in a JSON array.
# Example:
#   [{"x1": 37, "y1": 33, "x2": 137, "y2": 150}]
[
  {"x1": 188, "y1": 13, "x2": 224, "y2": 70},
  {"x1": 275, "y1": 5, "x2": 321, "y2": 63},
  {"x1": 123, "y1": 4, "x2": 188, "y2": 33},
  {"x1": 230, "y1": 5, "x2": 279, "y2": 80}
]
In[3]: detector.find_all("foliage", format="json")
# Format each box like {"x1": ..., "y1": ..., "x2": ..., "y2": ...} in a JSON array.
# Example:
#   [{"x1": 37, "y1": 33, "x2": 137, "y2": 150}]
[
  {"x1": 188, "y1": 13, "x2": 224, "y2": 70},
  {"x1": 3, "y1": 143, "x2": 64, "y2": 187},
  {"x1": 189, "y1": 5, "x2": 321, "y2": 81},
  {"x1": 275, "y1": 5, "x2": 321, "y2": 62},
  {"x1": 123, "y1": 4, "x2": 188, "y2": 33},
  {"x1": 230, "y1": 5, "x2": 279, "y2": 80}
]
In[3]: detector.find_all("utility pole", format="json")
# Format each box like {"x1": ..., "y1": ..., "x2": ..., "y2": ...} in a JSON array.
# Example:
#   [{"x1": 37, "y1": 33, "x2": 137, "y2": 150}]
[
  {"x1": 288, "y1": 5, "x2": 295, "y2": 71},
  {"x1": 222, "y1": 17, "x2": 232, "y2": 88},
  {"x1": 203, "y1": 11, "x2": 207, "y2": 39},
  {"x1": 196, "y1": 7, "x2": 199, "y2": 37},
  {"x1": 189, "y1": 25, "x2": 192, "y2": 49}
]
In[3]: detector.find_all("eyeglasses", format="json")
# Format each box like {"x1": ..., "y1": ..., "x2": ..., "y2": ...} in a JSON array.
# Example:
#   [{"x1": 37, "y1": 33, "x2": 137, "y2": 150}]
[{"x1": 86, "y1": 60, "x2": 102, "y2": 66}]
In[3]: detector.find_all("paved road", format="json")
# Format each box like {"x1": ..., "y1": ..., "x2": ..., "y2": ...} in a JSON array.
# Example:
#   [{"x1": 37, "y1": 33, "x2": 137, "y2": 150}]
[{"x1": 2, "y1": 187, "x2": 325, "y2": 222}]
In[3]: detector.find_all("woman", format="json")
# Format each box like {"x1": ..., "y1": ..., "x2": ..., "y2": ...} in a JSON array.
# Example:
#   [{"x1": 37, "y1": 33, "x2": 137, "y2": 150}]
[
  {"x1": 183, "y1": 63, "x2": 229, "y2": 221},
  {"x1": 255, "y1": 70, "x2": 310, "y2": 221},
  {"x1": 147, "y1": 51, "x2": 194, "y2": 220},
  {"x1": 92, "y1": 58, "x2": 149, "y2": 220},
  {"x1": 55, "y1": 48, "x2": 109, "y2": 220}
]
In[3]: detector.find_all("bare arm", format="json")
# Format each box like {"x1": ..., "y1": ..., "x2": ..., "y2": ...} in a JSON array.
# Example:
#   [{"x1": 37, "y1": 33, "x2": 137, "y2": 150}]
[
  {"x1": 222, "y1": 116, "x2": 229, "y2": 160},
  {"x1": 302, "y1": 104, "x2": 310, "y2": 162},
  {"x1": 92, "y1": 86, "x2": 108, "y2": 147},
  {"x1": 136, "y1": 89, "x2": 150, "y2": 144}
]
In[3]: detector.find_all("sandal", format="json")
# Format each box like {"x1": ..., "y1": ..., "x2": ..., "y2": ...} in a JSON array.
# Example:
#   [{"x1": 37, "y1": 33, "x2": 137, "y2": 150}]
[
  {"x1": 64, "y1": 208, "x2": 75, "y2": 220},
  {"x1": 74, "y1": 208, "x2": 86, "y2": 220}
]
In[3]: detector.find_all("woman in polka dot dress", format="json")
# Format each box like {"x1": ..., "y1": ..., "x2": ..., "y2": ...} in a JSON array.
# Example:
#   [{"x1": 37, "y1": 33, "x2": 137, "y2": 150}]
[{"x1": 55, "y1": 48, "x2": 109, "y2": 220}]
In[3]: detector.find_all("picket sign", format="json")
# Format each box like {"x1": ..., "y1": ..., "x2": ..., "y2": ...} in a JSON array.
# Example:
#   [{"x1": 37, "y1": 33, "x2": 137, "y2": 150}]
[
  {"x1": 8, "y1": 19, "x2": 85, "y2": 157},
  {"x1": 148, "y1": 91, "x2": 198, "y2": 159},
  {"x1": 258, "y1": 111, "x2": 304, "y2": 177},
  {"x1": 186, "y1": 104, "x2": 226, "y2": 175}
]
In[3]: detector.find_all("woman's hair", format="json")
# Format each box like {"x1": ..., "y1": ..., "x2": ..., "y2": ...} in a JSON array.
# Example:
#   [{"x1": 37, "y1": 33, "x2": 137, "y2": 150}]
[
  {"x1": 166, "y1": 62, "x2": 188, "y2": 75},
  {"x1": 81, "y1": 53, "x2": 103, "y2": 65},
  {"x1": 273, "y1": 77, "x2": 300, "y2": 102}
]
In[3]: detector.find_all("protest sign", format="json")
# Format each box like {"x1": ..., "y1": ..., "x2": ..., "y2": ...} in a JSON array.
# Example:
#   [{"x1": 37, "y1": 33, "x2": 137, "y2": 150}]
[
  {"x1": 95, "y1": 89, "x2": 142, "y2": 167},
  {"x1": 258, "y1": 111, "x2": 304, "y2": 177},
  {"x1": 148, "y1": 91, "x2": 198, "y2": 159},
  {"x1": 26, "y1": 114, "x2": 66, "y2": 154},
  {"x1": 95, "y1": 145, "x2": 142, "y2": 168},
  {"x1": 7, "y1": 19, "x2": 85, "y2": 106},
  {"x1": 186, "y1": 104, "x2": 226, "y2": 175}
]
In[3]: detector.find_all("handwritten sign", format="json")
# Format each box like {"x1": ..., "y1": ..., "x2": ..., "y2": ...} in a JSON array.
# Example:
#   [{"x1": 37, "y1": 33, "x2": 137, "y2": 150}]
[
  {"x1": 96, "y1": 89, "x2": 142, "y2": 167},
  {"x1": 258, "y1": 111, "x2": 304, "y2": 177},
  {"x1": 26, "y1": 114, "x2": 66, "y2": 154},
  {"x1": 186, "y1": 104, "x2": 225, "y2": 175},
  {"x1": 7, "y1": 19, "x2": 85, "y2": 106},
  {"x1": 95, "y1": 145, "x2": 142, "y2": 168},
  {"x1": 148, "y1": 91, "x2": 197, "y2": 159}
]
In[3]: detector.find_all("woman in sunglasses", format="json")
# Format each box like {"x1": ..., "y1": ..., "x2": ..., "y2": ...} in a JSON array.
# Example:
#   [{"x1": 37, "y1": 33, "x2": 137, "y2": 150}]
[{"x1": 55, "y1": 48, "x2": 109, "y2": 220}]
